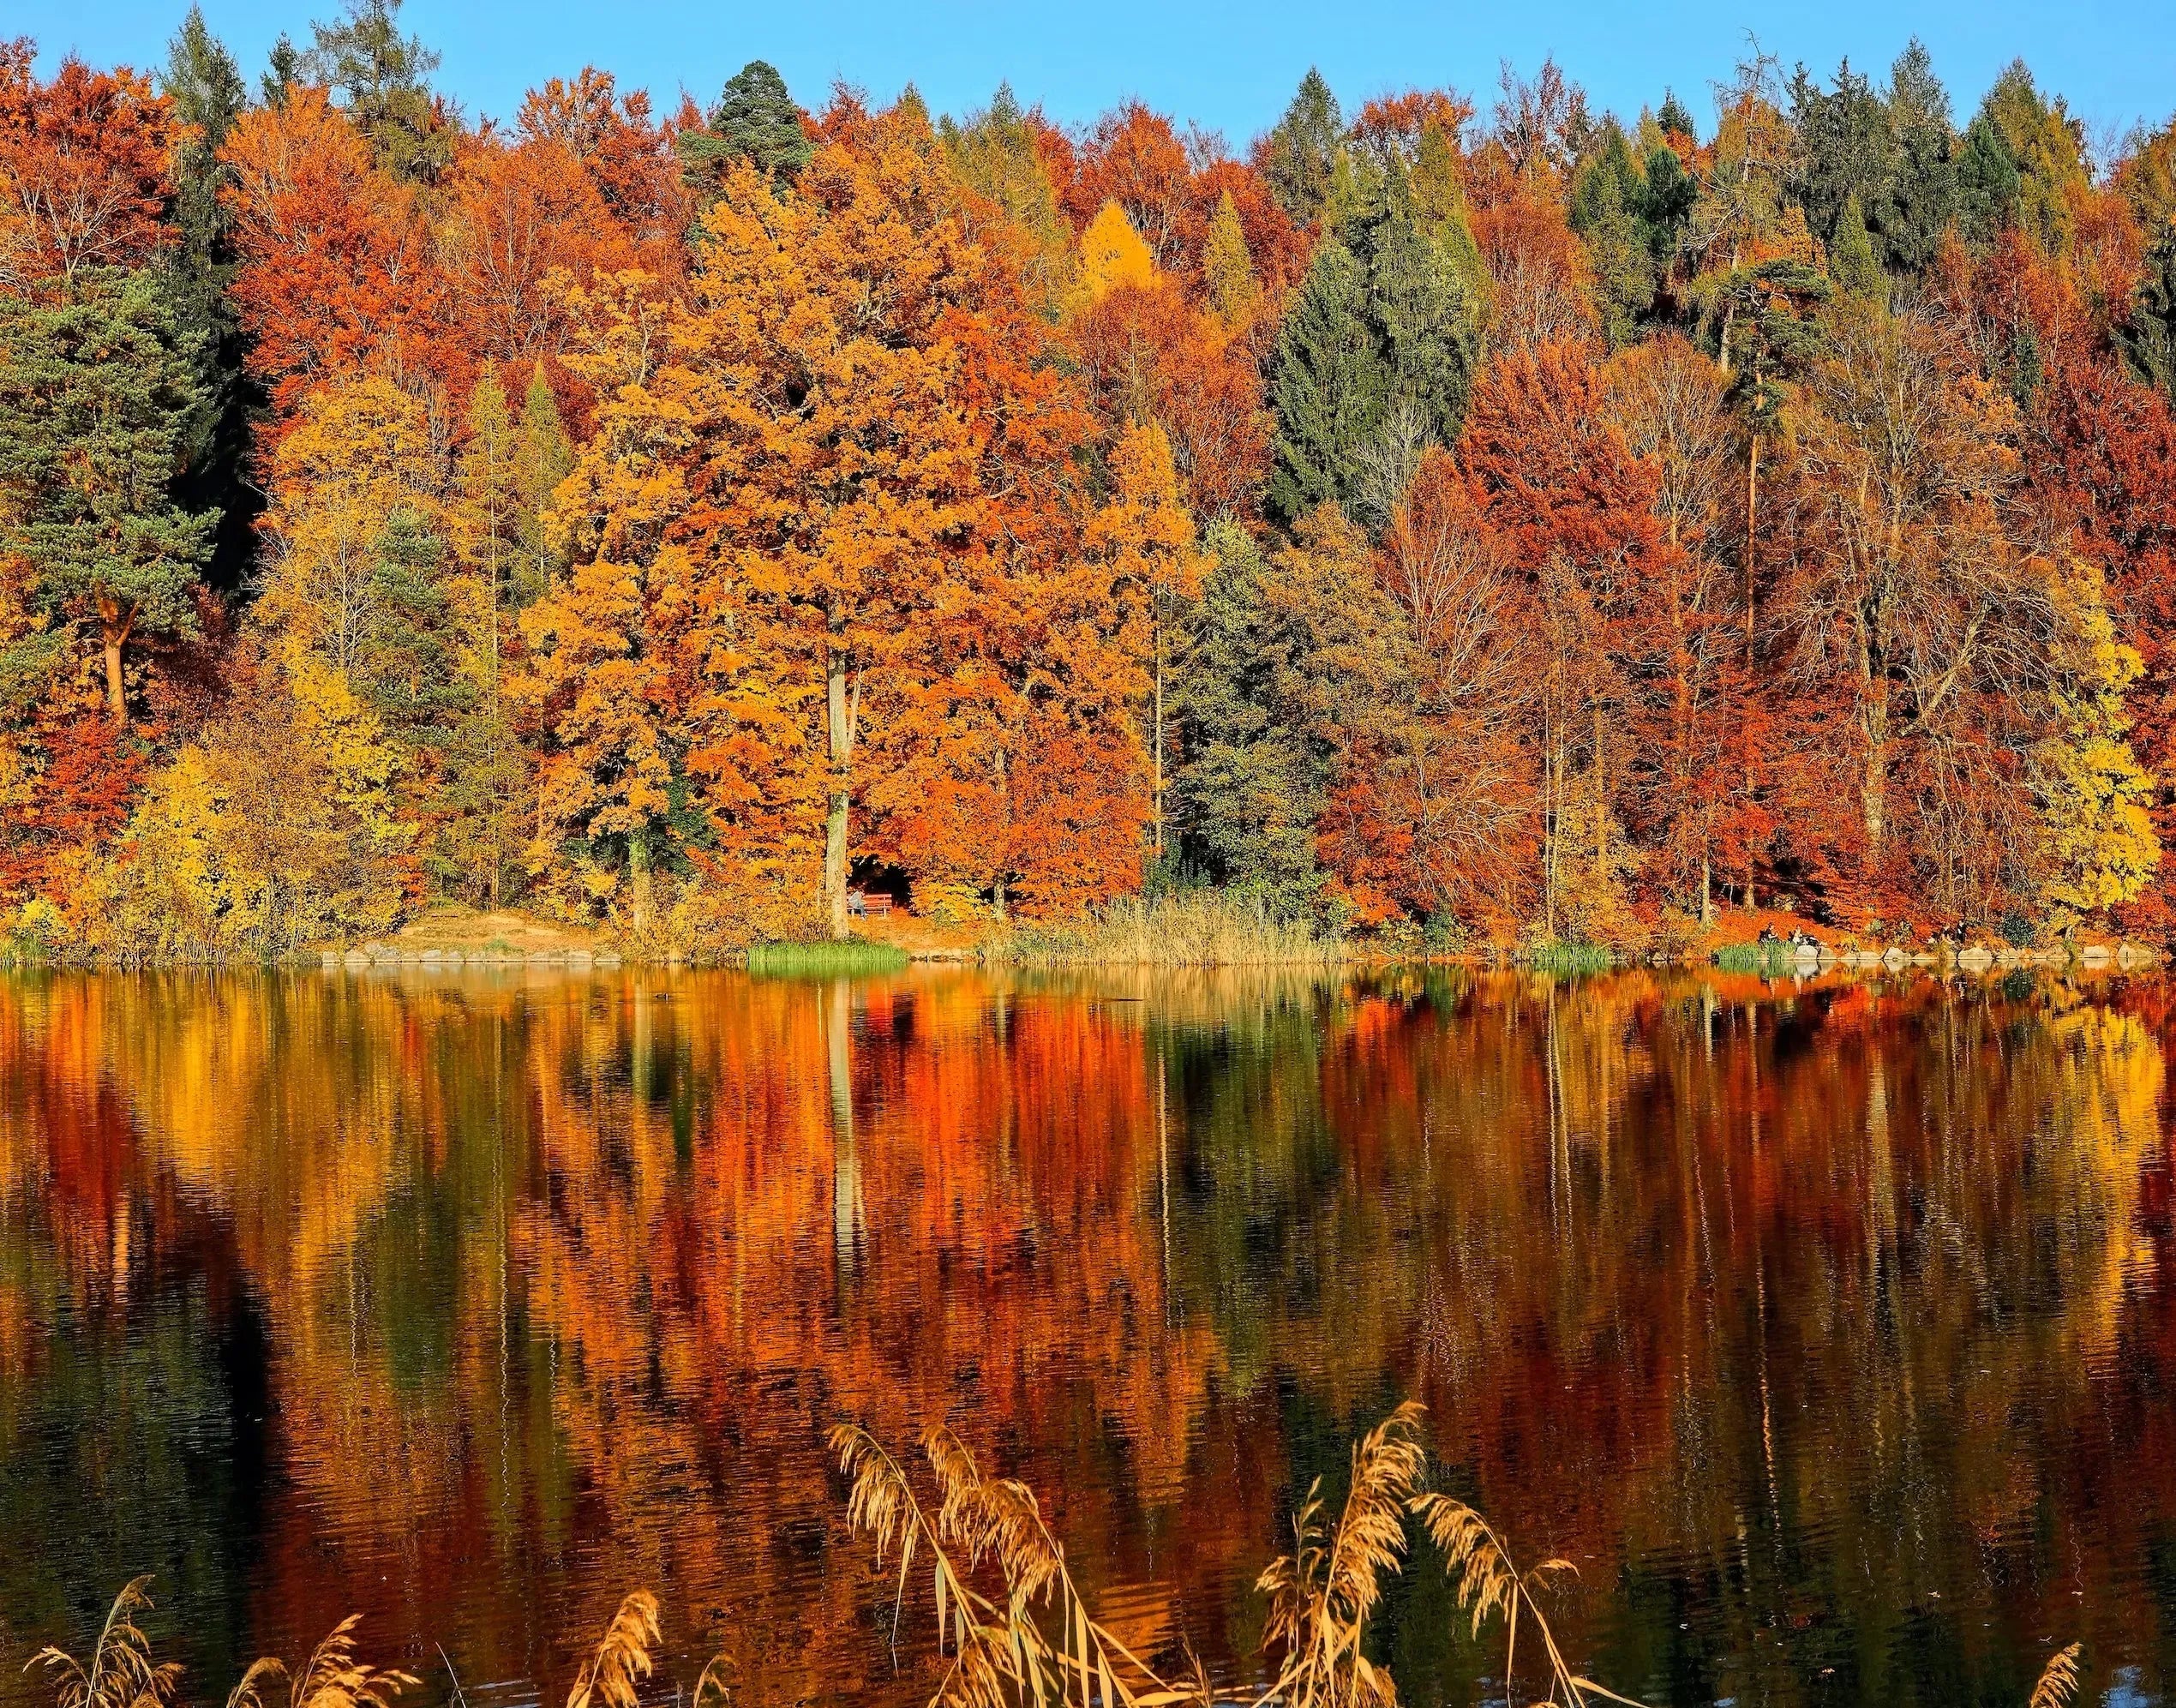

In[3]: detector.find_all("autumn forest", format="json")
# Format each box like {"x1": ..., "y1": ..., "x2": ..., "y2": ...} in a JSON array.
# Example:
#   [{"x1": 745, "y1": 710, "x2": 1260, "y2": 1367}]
[{"x1": 6, "y1": 2, "x2": 2176, "y2": 959}]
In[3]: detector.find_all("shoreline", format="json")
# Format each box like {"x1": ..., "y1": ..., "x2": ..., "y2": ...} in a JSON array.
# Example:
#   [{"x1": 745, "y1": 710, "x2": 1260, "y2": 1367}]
[{"x1": 1, "y1": 939, "x2": 2156, "y2": 974}]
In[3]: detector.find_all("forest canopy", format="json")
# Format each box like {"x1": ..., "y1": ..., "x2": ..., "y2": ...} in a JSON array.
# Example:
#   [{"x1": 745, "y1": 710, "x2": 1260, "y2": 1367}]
[{"x1": 4, "y1": 3, "x2": 2176, "y2": 957}]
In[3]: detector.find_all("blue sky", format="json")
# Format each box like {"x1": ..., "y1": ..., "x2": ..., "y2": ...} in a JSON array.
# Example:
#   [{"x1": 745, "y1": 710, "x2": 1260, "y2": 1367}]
[{"x1": 18, "y1": 0, "x2": 2176, "y2": 158}]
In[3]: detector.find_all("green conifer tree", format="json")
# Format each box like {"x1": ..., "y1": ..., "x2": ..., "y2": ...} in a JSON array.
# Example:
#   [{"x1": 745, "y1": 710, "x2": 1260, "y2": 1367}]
[
  {"x1": 1261, "y1": 69, "x2": 1345, "y2": 225},
  {"x1": 682, "y1": 60, "x2": 812, "y2": 192},
  {"x1": 0, "y1": 273, "x2": 214, "y2": 723},
  {"x1": 1571, "y1": 125, "x2": 1657, "y2": 347},
  {"x1": 302, "y1": 0, "x2": 449, "y2": 182},
  {"x1": 1879, "y1": 40, "x2": 1957, "y2": 273},
  {"x1": 1268, "y1": 241, "x2": 1384, "y2": 521},
  {"x1": 159, "y1": 7, "x2": 256, "y2": 589},
  {"x1": 1830, "y1": 192, "x2": 1885, "y2": 298},
  {"x1": 1956, "y1": 112, "x2": 2023, "y2": 243}
]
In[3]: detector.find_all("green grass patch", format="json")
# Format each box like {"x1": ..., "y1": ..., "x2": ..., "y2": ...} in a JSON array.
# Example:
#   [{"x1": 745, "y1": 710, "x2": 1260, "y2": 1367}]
[
  {"x1": 1522, "y1": 940, "x2": 1615, "y2": 973},
  {"x1": 746, "y1": 939, "x2": 910, "y2": 977},
  {"x1": 1712, "y1": 942, "x2": 1794, "y2": 973}
]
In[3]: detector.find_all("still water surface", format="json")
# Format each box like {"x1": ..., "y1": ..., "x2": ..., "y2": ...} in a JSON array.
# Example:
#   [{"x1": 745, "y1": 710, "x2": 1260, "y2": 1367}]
[{"x1": 2, "y1": 966, "x2": 2173, "y2": 1707}]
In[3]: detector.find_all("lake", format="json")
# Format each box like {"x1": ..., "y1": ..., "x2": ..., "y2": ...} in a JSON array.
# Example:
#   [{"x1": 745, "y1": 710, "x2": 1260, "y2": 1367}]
[{"x1": 1, "y1": 965, "x2": 2171, "y2": 1708}]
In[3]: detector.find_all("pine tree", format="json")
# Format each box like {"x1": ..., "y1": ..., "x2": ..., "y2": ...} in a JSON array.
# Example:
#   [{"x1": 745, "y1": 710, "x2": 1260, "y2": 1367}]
[
  {"x1": 682, "y1": 60, "x2": 811, "y2": 192},
  {"x1": 1268, "y1": 241, "x2": 1385, "y2": 521},
  {"x1": 0, "y1": 273, "x2": 214, "y2": 723},
  {"x1": 1657, "y1": 90, "x2": 1698, "y2": 141},
  {"x1": 1260, "y1": 69, "x2": 1345, "y2": 225}
]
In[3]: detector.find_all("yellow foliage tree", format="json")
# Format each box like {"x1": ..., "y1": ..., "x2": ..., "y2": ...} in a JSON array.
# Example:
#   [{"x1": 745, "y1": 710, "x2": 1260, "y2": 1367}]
[
  {"x1": 2033, "y1": 559, "x2": 2161, "y2": 932},
  {"x1": 259, "y1": 375, "x2": 443, "y2": 679},
  {"x1": 1071, "y1": 201, "x2": 1157, "y2": 312}
]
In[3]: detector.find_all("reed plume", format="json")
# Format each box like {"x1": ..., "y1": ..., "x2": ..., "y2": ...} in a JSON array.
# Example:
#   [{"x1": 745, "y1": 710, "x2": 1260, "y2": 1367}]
[
  {"x1": 1409, "y1": 1491, "x2": 1637, "y2": 1708},
  {"x1": 566, "y1": 1593, "x2": 660, "y2": 1708},
  {"x1": 221, "y1": 1617, "x2": 415, "y2": 1708},
  {"x1": 1255, "y1": 1400, "x2": 1429, "y2": 1708},
  {"x1": 2029, "y1": 1644, "x2": 2083, "y2": 1708},
  {"x1": 830, "y1": 1421, "x2": 1203, "y2": 1708},
  {"x1": 27, "y1": 1578, "x2": 183, "y2": 1708}
]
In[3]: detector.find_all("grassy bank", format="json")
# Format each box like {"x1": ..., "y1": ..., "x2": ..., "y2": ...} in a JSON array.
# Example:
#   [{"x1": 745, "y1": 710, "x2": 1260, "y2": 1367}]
[
  {"x1": 1713, "y1": 941, "x2": 1796, "y2": 973},
  {"x1": 745, "y1": 939, "x2": 910, "y2": 976}
]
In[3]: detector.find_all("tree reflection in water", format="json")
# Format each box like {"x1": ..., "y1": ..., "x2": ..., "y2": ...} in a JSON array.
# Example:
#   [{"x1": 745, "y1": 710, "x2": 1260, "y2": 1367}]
[{"x1": 0, "y1": 966, "x2": 2170, "y2": 1708}]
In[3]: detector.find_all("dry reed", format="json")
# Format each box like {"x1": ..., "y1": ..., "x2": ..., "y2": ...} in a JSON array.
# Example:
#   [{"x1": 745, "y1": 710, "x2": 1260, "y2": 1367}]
[
  {"x1": 566, "y1": 1592, "x2": 660, "y2": 1708},
  {"x1": 2029, "y1": 1644, "x2": 2083, "y2": 1708},
  {"x1": 1256, "y1": 1400, "x2": 1429, "y2": 1707},
  {"x1": 830, "y1": 1421, "x2": 1207, "y2": 1708},
  {"x1": 221, "y1": 1617, "x2": 415, "y2": 1708},
  {"x1": 27, "y1": 1579, "x2": 184, "y2": 1708},
  {"x1": 998, "y1": 892, "x2": 1344, "y2": 968}
]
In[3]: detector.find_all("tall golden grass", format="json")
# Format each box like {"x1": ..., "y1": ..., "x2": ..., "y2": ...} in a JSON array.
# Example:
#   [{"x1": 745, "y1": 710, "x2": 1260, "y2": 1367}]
[
  {"x1": 829, "y1": 1422, "x2": 1207, "y2": 1708},
  {"x1": 24, "y1": 1585, "x2": 722, "y2": 1708},
  {"x1": 998, "y1": 892, "x2": 1344, "y2": 968},
  {"x1": 34, "y1": 1423, "x2": 2086, "y2": 1708}
]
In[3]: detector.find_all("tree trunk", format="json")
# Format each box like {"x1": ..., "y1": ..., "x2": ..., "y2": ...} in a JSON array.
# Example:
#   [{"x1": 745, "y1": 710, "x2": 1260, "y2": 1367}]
[
  {"x1": 97, "y1": 594, "x2": 133, "y2": 725},
  {"x1": 1741, "y1": 422, "x2": 1760, "y2": 904},
  {"x1": 629, "y1": 825, "x2": 651, "y2": 941},
  {"x1": 1862, "y1": 703, "x2": 1888, "y2": 851},
  {"x1": 1153, "y1": 618, "x2": 1166, "y2": 862},
  {"x1": 825, "y1": 659, "x2": 855, "y2": 938},
  {"x1": 1592, "y1": 704, "x2": 1606, "y2": 872}
]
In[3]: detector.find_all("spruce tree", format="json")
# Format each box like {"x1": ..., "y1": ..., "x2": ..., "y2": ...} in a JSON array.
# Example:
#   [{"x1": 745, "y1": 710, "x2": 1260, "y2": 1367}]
[
  {"x1": 0, "y1": 273, "x2": 214, "y2": 723},
  {"x1": 1571, "y1": 125, "x2": 1657, "y2": 346},
  {"x1": 683, "y1": 61, "x2": 812, "y2": 191},
  {"x1": 159, "y1": 7, "x2": 256, "y2": 590},
  {"x1": 1268, "y1": 241, "x2": 1383, "y2": 521},
  {"x1": 359, "y1": 508, "x2": 468, "y2": 744},
  {"x1": 1879, "y1": 39, "x2": 1957, "y2": 273},
  {"x1": 1956, "y1": 112, "x2": 2023, "y2": 243},
  {"x1": 1635, "y1": 144, "x2": 1697, "y2": 257},
  {"x1": 1269, "y1": 165, "x2": 1484, "y2": 524},
  {"x1": 1830, "y1": 192, "x2": 1885, "y2": 298},
  {"x1": 1364, "y1": 177, "x2": 1482, "y2": 436},
  {"x1": 1789, "y1": 59, "x2": 1893, "y2": 249},
  {"x1": 1261, "y1": 69, "x2": 1345, "y2": 225}
]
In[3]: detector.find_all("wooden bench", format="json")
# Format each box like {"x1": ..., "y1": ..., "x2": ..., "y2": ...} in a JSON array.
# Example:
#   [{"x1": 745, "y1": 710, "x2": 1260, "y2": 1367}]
[{"x1": 847, "y1": 890, "x2": 893, "y2": 919}]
